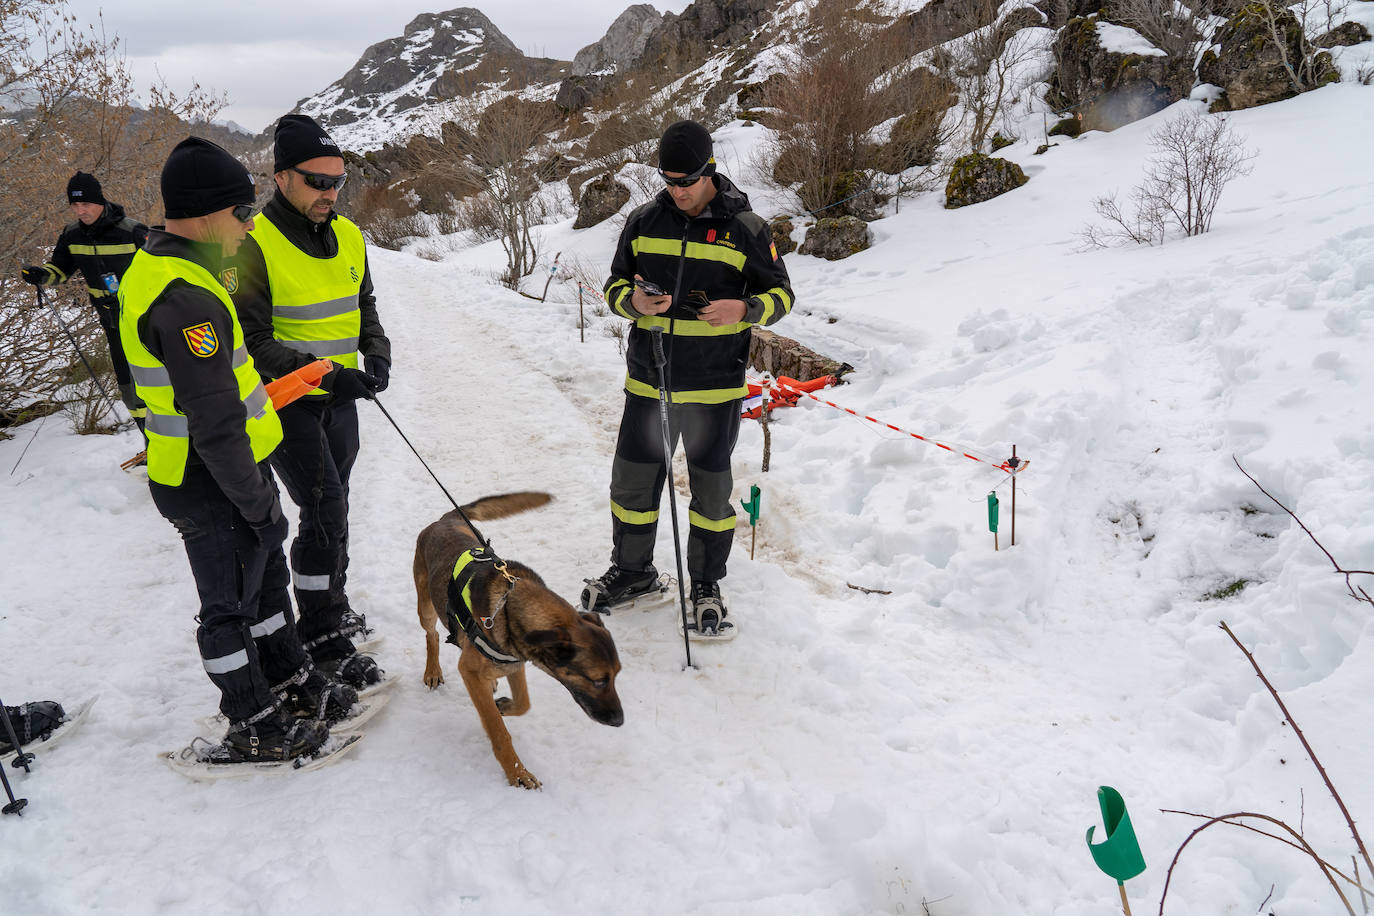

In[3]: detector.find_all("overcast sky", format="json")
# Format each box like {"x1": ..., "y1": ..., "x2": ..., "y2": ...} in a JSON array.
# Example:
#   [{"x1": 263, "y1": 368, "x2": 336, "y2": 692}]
[{"x1": 63, "y1": 1, "x2": 694, "y2": 133}]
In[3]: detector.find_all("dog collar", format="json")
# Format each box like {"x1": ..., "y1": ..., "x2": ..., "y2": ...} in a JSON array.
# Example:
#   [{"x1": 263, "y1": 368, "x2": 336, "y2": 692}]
[{"x1": 447, "y1": 547, "x2": 522, "y2": 665}]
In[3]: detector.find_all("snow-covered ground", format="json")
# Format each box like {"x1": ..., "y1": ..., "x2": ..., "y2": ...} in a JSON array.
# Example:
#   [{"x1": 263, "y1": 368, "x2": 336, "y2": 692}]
[{"x1": 4, "y1": 83, "x2": 1374, "y2": 914}]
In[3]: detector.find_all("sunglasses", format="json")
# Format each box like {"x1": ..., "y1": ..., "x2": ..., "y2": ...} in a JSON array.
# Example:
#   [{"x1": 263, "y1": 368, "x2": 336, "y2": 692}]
[
  {"x1": 660, "y1": 160, "x2": 712, "y2": 188},
  {"x1": 291, "y1": 166, "x2": 347, "y2": 192},
  {"x1": 231, "y1": 204, "x2": 255, "y2": 224}
]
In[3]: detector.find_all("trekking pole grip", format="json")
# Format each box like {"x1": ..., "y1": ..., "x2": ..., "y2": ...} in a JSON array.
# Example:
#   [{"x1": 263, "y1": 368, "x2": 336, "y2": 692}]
[{"x1": 650, "y1": 325, "x2": 667, "y2": 369}]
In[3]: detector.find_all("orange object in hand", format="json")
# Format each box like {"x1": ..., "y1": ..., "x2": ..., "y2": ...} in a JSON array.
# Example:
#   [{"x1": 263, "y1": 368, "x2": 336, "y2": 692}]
[{"x1": 264, "y1": 359, "x2": 333, "y2": 409}]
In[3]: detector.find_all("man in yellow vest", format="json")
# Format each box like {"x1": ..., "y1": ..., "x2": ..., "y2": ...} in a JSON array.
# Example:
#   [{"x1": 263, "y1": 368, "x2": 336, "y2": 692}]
[
  {"x1": 119, "y1": 137, "x2": 357, "y2": 762},
  {"x1": 230, "y1": 114, "x2": 391, "y2": 689}
]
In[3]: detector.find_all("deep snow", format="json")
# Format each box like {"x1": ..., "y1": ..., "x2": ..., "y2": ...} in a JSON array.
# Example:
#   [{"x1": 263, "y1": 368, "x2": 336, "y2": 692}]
[{"x1": 3, "y1": 83, "x2": 1374, "y2": 915}]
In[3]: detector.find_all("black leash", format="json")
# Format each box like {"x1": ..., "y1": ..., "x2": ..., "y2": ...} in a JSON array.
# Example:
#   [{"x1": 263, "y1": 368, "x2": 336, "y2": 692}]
[{"x1": 370, "y1": 394, "x2": 490, "y2": 550}]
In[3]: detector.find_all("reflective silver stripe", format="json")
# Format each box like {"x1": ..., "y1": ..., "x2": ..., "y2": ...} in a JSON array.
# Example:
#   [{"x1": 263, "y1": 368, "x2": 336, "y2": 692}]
[
  {"x1": 145, "y1": 412, "x2": 188, "y2": 437},
  {"x1": 243, "y1": 384, "x2": 269, "y2": 420},
  {"x1": 131, "y1": 365, "x2": 171, "y2": 388},
  {"x1": 293, "y1": 570, "x2": 331, "y2": 591},
  {"x1": 231, "y1": 345, "x2": 250, "y2": 367},
  {"x1": 203, "y1": 649, "x2": 249, "y2": 675},
  {"x1": 248, "y1": 612, "x2": 287, "y2": 639},
  {"x1": 280, "y1": 338, "x2": 359, "y2": 358},
  {"x1": 475, "y1": 636, "x2": 520, "y2": 664},
  {"x1": 273, "y1": 294, "x2": 359, "y2": 321}
]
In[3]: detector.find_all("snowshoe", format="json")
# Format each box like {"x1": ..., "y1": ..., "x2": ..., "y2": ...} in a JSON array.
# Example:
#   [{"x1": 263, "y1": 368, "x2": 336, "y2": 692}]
[
  {"x1": 677, "y1": 580, "x2": 738, "y2": 642},
  {"x1": 317, "y1": 652, "x2": 384, "y2": 690},
  {"x1": 276, "y1": 668, "x2": 359, "y2": 725},
  {"x1": 581, "y1": 564, "x2": 672, "y2": 614},
  {"x1": 162, "y1": 732, "x2": 364, "y2": 780},
  {"x1": 218, "y1": 712, "x2": 329, "y2": 763},
  {"x1": 0, "y1": 701, "x2": 65, "y2": 754}
]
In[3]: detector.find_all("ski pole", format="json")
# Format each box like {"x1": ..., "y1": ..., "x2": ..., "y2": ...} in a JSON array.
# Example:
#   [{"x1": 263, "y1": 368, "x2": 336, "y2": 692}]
[
  {"x1": 37, "y1": 286, "x2": 119, "y2": 421},
  {"x1": 650, "y1": 327, "x2": 694, "y2": 671}
]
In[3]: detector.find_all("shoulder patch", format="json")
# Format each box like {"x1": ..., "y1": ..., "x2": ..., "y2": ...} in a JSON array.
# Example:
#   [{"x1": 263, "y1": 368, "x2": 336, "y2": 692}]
[
  {"x1": 770, "y1": 241, "x2": 779, "y2": 261},
  {"x1": 219, "y1": 267, "x2": 238, "y2": 294},
  {"x1": 182, "y1": 322, "x2": 219, "y2": 357}
]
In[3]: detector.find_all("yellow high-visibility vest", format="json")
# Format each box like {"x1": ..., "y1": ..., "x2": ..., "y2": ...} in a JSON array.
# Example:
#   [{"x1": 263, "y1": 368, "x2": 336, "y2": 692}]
[
  {"x1": 118, "y1": 250, "x2": 282, "y2": 486},
  {"x1": 249, "y1": 213, "x2": 366, "y2": 394}
]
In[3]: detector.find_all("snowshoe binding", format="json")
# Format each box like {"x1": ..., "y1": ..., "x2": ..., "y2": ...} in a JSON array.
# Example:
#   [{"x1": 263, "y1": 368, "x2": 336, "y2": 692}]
[
  {"x1": 0, "y1": 701, "x2": 65, "y2": 754},
  {"x1": 581, "y1": 564, "x2": 671, "y2": 614},
  {"x1": 678, "y1": 580, "x2": 737, "y2": 642},
  {"x1": 276, "y1": 667, "x2": 359, "y2": 726},
  {"x1": 317, "y1": 652, "x2": 384, "y2": 690}
]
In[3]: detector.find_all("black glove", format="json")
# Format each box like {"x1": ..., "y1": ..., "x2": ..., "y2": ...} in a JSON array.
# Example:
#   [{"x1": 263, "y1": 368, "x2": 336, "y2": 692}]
[
  {"x1": 20, "y1": 266, "x2": 47, "y2": 286},
  {"x1": 326, "y1": 366, "x2": 380, "y2": 401},
  {"x1": 364, "y1": 355, "x2": 390, "y2": 393},
  {"x1": 248, "y1": 500, "x2": 290, "y2": 550}
]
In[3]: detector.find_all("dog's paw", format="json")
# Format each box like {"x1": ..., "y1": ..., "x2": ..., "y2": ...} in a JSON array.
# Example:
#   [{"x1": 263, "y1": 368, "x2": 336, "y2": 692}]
[
  {"x1": 507, "y1": 764, "x2": 541, "y2": 790},
  {"x1": 422, "y1": 669, "x2": 445, "y2": 689}
]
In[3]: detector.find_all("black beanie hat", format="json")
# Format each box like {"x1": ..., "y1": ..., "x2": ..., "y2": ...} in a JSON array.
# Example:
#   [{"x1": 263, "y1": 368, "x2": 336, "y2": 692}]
[
  {"x1": 273, "y1": 114, "x2": 342, "y2": 173},
  {"x1": 161, "y1": 136, "x2": 255, "y2": 219},
  {"x1": 658, "y1": 120, "x2": 715, "y2": 176},
  {"x1": 67, "y1": 171, "x2": 105, "y2": 206}
]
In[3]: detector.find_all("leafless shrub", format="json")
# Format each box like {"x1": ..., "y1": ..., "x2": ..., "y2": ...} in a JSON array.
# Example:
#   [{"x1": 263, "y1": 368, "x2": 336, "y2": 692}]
[
  {"x1": 1251, "y1": 0, "x2": 1345, "y2": 93},
  {"x1": 939, "y1": 0, "x2": 1049, "y2": 152},
  {"x1": 1106, "y1": 0, "x2": 1207, "y2": 61},
  {"x1": 352, "y1": 183, "x2": 426, "y2": 250},
  {"x1": 1, "y1": 0, "x2": 222, "y2": 427},
  {"x1": 1082, "y1": 108, "x2": 1254, "y2": 247}
]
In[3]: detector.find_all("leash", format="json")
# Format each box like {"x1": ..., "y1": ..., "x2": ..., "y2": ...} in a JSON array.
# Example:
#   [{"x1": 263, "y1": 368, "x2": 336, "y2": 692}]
[{"x1": 369, "y1": 395, "x2": 522, "y2": 655}]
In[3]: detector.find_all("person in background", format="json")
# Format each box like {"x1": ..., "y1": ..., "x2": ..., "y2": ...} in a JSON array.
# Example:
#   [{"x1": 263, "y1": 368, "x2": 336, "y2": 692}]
[
  {"x1": 20, "y1": 172, "x2": 150, "y2": 436},
  {"x1": 230, "y1": 114, "x2": 390, "y2": 689}
]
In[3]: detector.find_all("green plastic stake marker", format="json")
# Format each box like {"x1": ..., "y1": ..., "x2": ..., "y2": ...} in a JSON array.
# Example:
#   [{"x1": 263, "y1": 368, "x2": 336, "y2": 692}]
[
  {"x1": 987, "y1": 491, "x2": 999, "y2": 551},
  {"x1": 1086, "y1": 785, "x2": 1146, "y2": 916},
  {"x1": 740, "y1": 485, "x2": 761, "y2": 560}
]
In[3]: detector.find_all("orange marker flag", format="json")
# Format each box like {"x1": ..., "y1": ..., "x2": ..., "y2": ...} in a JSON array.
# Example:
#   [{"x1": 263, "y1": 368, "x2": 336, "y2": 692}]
[{"x1": 264, "y1": 359, "x2": 333, "y2": 410}]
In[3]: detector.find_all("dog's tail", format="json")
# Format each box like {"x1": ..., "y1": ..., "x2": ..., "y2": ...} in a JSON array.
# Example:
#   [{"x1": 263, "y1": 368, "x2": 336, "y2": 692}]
[{"x1": 458, "y1": 491, "x2": 553, "y2": 522}]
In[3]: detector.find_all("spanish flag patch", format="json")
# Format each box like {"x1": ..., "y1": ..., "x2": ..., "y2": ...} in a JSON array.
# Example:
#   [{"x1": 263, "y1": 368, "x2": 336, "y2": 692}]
[
  {"x1": 182, "y1": 322, "x2": 219, "y2": 357},
  {"x1": 770, "y1": 241, "x2": 778, "y2": 261}
]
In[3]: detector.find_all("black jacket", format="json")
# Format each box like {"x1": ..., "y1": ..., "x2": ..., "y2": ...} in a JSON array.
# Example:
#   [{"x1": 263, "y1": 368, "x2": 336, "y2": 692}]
[
  {"x1": 230, "y1": 190, "x2": 390, "y2": 384},
  {"x1": 604, "y1": 175, "x2": 793, "y2": 400},
  {"x1": 40, "y1": 202, "x2": 149, "y2": 304},
  {"x1": 135, "y1": 230, "x2": 278, "y2": 525}
]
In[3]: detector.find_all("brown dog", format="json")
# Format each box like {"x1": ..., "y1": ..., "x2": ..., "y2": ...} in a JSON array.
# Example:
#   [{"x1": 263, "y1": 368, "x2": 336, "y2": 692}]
[{"x1": 414, "y1": 492, "x2": 623, "y2": 789}]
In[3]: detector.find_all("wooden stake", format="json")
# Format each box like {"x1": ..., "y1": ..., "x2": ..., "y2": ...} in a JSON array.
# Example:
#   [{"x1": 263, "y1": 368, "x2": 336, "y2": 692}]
[
  {"x1": 578, "y1": 286, "x2": 584, "y2": 344},
  {"x1": 1011, "y1": 443, "x2": 1017, "y2": 547},
  {"x1": 1118, "y1": 882, "x2": 1132, "y2": 916},
  {"x1": 750, "y1": 524, "x2": 756, "y2": 560}
]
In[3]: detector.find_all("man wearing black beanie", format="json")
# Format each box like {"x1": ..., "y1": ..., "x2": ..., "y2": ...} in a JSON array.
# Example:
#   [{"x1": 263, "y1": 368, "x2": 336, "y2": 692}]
[
  {"x1": 229, "y1": 114, "x2": 391, "y2": 690},
  {"x1": 117, "y1": 136, "x2": 357, "y2": 765},
  {"x1": 582, "y1": 120, "x2": 796, "y2": 642},
  {"x1": 20, "y1": 171, "x2": 150, "y2": 438}
]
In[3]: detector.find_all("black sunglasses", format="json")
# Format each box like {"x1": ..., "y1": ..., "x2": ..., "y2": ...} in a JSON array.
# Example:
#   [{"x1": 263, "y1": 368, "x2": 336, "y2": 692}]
[
  {"x1": 291, "y1": 166, "x2": 347, "y2": 192},
  {"x1": 660, "y1": 160, "x2": 712, "y2": 188},
  {"x1": 231, "y1": 204, "x2": 255, "y2": 224}
]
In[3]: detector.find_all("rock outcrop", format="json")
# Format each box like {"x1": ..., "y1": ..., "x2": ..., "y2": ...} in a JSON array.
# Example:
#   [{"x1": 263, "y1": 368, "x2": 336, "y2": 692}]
[
  {"x1": 798, "y1": 216, "x2": 873, "y2": 260},
  {"x1": 573, "y1": 174, "x2": 631, "y2": 230},
  {"x1": 1048, "y1": 15, "x2": 1193, "y2": 131},
  {"x1": 944, "y1": 154, "x2": 1028, "y2": 208},
  {"x1": 572, "y1": 4, "x2": 666, "y2": 75},
  {"x1": 1198, "y1": 3, "x2": 1339, "y2": 111}
]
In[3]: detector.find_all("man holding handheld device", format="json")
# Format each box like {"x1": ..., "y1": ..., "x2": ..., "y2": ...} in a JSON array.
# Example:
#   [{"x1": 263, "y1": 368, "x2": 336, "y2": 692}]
[{"x1": 586, "y1": 120, "x2": 795, "y2": 640}]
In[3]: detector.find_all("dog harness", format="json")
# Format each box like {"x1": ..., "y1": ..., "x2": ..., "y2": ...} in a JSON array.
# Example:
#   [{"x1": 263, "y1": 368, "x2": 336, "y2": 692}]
[{"x1": 446, "y1": 547, "x2": 521, "y2": 665}]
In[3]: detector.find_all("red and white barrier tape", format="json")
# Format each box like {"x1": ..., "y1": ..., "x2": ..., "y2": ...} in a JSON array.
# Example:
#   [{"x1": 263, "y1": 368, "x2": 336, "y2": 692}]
[{"x1": 750, "y1": 376, "x2": 1019, "y2": 475}]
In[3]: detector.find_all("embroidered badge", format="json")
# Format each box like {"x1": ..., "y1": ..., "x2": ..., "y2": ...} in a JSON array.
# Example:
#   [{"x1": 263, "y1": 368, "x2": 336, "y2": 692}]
[
  {"x1": 706, "y1": 229, "x2": 716, "y2": 243},
  {"x1": 770, "y1": 241, "x2": 778, "y2": 261},
  {"x1": 349, "y1": 265, "x2": 358, "y2": 282},
  {"x1": 183, "y1": 322, "x2": 219, "y2": 357},
  {"x1": 219, "y1": 267, "x2": 238, "y2": 294}
]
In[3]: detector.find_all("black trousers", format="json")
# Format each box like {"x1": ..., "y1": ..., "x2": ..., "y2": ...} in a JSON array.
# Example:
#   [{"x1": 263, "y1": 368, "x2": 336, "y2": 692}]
[
  {"x1": 269, "y1": 396, "x2": 360, "y2": 661},
  {"x1": 150, "y1": 461, "x2": 309, "y2": 722},
  {"x1": 93, "y1": 299, "x2": 146, "y2": 430},
  {"x1": 609, "y1": 394, "x2": 740, "y2": 584}
]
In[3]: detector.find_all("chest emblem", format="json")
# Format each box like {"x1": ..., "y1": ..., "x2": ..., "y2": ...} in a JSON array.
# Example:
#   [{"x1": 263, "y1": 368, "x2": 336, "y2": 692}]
[
  {"x1": 183, "y1": 322, "x2": 219, "y2": 357},
  {"x1": 219, "y1": 267, "x2": 238, "y2": 294},
  {"x1": 349, "y1": 265, "x2": 358, "y2": 283}
]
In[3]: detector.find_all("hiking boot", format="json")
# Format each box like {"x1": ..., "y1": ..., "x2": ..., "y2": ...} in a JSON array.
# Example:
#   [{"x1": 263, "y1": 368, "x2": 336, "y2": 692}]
[
  {"x1": 276, "y1": 667, "x2": 358, "y2": 725},
  {"x1": 217, "y1": 710, "x2": 328, "y2": 763},
  {"x1": 581, "y1": 564, "x2": 661, "y2": 613},
  {"x1": 338, "y1": 607, "x2": 373, "y2": 641},
  {"x1": 318, "y1": 652, "x2": 383, "y2": 689},
  {"x1": 0, "y1": 700, "x2": 65, "y2": 753},
  {"x1": 690, "y1": 580, "x2": 735, "y2": 639}
]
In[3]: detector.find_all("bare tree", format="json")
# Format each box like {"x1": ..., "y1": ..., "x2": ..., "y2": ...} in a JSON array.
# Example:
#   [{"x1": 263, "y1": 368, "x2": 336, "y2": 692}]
[
  {"x1": 1106, "y1": 0, "x2": 1208, "y2": 61},
  {"x1": 1250, "y1": 0, "x2": 1343, "y2": 94},
  {"x1": 1083, "y1": 108, "x2": 1254, "y2": 247},
  {"x1": 407, "y1": 94, "x2": 562, "y2": 287},
  {"x1": 940, "y1": 0, "x2": 1048, "y2": 152},
  {"x1": 1, "y1": 0, "x2": 222, "y2": 431}
]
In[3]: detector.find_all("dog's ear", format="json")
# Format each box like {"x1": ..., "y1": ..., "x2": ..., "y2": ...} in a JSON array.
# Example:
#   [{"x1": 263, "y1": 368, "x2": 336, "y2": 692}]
[
  {"x1": 524, "y1": 627, "x2": 577, "y2": 666},
  {"x1": 578, "y1": 611, "x2": 607, "y2": 629}
]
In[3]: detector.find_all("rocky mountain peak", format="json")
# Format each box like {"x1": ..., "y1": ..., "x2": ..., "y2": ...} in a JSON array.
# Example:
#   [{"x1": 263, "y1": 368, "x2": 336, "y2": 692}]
[{"x1": 572, "y1": 4, "x2": 667, "y2": 75}]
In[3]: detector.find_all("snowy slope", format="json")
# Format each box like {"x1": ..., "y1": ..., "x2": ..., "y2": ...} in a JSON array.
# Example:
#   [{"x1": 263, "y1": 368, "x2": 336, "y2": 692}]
[{"x1": 4, "y1": 83, "x2": 1374, "y2": 915}]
